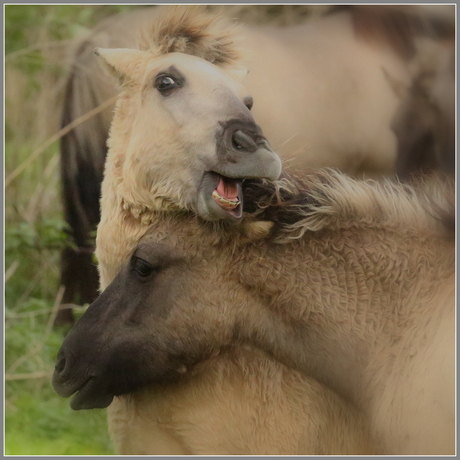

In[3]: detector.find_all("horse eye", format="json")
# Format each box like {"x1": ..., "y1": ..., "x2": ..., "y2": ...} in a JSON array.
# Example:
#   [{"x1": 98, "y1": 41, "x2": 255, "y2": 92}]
[
  {"x1": 131, "y1": 257, "x2": 156, "y2": 277},
  {"x1": 155, "y1": 75, "x2": 180, "y2": 94}
]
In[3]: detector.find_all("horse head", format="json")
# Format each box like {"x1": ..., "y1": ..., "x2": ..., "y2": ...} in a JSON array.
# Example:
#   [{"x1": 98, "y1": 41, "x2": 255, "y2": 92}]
[
  {"x1": 52, "y1": 229, "x2": 258, "y2": 410},
  {"x1": 96, "y1": 6, "x2": 281, "y2": 222}
]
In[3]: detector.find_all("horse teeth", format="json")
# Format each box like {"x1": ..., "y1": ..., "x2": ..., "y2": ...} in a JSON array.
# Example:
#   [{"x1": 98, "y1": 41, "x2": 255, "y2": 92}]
[{"x1": 212, "y1": 190, "x2": 240, "y2": 209}]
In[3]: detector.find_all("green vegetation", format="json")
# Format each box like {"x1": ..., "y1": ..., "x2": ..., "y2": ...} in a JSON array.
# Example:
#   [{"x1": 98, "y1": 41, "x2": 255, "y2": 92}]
[{"x1": 5, "y1": 5, "x2": 138, "y2": 455}]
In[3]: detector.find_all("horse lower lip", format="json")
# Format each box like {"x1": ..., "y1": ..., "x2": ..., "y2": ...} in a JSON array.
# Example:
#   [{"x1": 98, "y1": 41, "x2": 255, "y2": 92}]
[
  {"x1": 69, "y1": 377, "x2": 114, "y2": 410},
  {"x1": 52, "y1": 370, "x2": 89, "y2": 398}
]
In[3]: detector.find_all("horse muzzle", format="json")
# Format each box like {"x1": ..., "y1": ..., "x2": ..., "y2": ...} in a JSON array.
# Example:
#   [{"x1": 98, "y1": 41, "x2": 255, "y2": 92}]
[
  {"x1": 216, "y1": 119, "x2": 282, "y2": 181},
  {"x1": 196, "y1": 120, "x2": 282, "y2": 222}
]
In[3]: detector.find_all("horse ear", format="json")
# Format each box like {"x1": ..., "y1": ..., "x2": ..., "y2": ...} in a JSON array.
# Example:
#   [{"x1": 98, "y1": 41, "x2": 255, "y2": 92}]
[
  {"x1": 94, "y1": 48, "x2": 148, "y2": 84},
  {"x1": 225, "y1": 66, "x2": 249, "y2": 81}
]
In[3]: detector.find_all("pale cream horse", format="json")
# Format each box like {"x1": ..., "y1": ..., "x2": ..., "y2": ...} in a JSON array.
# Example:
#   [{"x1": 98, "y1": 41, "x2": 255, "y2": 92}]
[
  {"x1": 58, "y1": 4, "x2": 455, "y2": 324},
  {"x1": 91, "y1": 6, "x2": 377, "y2": 455},
  {"x1": 66, "y1": 5, "x2": 430, "y2": 178}
]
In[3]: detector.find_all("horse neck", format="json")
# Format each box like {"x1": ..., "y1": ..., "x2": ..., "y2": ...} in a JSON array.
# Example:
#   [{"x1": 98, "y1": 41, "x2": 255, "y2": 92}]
[
  {"x1": 234, "y1": 223, "x2": 453, "y2": 405},
  {"x1": 98, "y1": 99, "x2": 187, "y2": 288},
  {"x1": 97, "y1": 159, "x2": 184, "y2": 290}
]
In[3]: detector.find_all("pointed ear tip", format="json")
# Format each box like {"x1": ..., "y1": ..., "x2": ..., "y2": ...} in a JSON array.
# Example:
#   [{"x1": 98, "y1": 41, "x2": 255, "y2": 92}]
[
  {"x1": 94, "y1": 47, "x2": 109, "y2": 59},
  {"x1": 94, "y1": 47, "x2": 111, "y2": 56}
]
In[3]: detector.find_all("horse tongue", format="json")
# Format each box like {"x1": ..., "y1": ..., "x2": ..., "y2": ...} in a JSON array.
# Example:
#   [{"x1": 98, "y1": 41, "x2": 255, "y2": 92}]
[
  {"x1": 216, "y1": 177, "x2": 239, "y2": 200},
  {"x1": 212, "y1": 177, "x2": 241, "y2": 213}
]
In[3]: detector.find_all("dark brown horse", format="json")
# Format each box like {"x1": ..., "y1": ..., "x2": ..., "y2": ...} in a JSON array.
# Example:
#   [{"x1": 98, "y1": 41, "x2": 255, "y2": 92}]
[{"x1": 53, "y1": 170, "x2": 455, "y2": 454}]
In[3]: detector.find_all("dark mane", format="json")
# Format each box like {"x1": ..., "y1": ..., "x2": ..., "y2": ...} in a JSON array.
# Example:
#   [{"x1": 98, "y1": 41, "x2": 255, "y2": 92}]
[
  {"x1": 242, "y1": 172, "x2": 327, "y2": 226},
  {"x1": 242, "y1": 170, "x2": 455, "y2": 242}
]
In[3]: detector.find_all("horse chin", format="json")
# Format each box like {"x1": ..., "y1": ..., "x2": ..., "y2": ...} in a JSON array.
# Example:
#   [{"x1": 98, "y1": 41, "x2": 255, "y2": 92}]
[
  {"x1": 197, "y1": 172, "x2": 243, "y2": 222},
  {"x1": 68, "y1": 377, "x2": 115, "y2": 411},
  {"x1": 52, "y1": 369, "x2": 118, "y2": 411}
]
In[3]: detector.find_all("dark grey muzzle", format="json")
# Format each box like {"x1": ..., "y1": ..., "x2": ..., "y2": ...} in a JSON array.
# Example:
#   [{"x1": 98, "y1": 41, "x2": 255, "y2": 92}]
[{"x1": 216, "y1": 119, "x2": 282, "y2": 180}]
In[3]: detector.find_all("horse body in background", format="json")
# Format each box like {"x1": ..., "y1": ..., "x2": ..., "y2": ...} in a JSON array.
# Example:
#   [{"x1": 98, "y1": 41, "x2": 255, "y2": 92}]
[
  {"x1": 56, "y1": 4, "x2": 454, "y2": 324},
  {"x1": 390, "y1": 40, "x2": 455, "y2": 180},
  {"x1": 53, "y1": 170, "x2": 455, "y2": 454}
]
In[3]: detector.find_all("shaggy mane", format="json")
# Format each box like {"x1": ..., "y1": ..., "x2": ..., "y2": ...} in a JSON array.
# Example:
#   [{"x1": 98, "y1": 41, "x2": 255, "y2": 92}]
[
  {"x1": 242, "y1": 169, "x2": 455, "y2": 243},
  {"x1": 137, "y1": 6, "x2": 246, "y2": 67}
]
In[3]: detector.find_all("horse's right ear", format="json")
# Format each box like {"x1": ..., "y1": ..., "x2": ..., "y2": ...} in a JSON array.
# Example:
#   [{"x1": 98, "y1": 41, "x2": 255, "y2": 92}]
[{"x1": 94, "y1": 48, "x2": 149, "y2": 84}]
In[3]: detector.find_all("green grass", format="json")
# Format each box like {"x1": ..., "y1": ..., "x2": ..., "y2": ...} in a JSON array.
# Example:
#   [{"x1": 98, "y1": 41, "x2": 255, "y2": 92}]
[
  {"x1": 4, "y1": 6, "x2": 138, "y2": 455},
  {"x1": 4, "y1": 294, "x2": 115, "y2": 455},
  {"x1": 5, "y1": 219, "x2": 114, "y2": 456},
  {"x1": 6, "y1": 380, "x2": 114, "y2": 455},
  {"x1": 4, "y1": 198, "x2": 113, "y2": 455},
  {"x1": 5, "y1": 241, "x2": 114, "y2": 454}
]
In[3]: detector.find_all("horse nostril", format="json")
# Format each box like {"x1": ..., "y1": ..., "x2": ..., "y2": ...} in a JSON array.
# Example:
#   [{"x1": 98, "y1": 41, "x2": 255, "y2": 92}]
[
  {"x1": 231, "y1": 129, "x2": 257, "y2": 153},
  {"x1": 55, "y1": 351, "x2": 66, "y2": 374}
]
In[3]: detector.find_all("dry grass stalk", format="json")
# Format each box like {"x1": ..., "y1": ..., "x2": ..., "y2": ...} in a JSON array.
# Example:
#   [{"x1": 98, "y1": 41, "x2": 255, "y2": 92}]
[
  {"x1": 6, "y1": 95, "x2": 117, "y2": 187},
  {"x1": 5, "y1": 260, "x2": 20, "y2": 283},
  {"x1": 5, "y1": 38, "x2": 78, "y2": 62},
  {"x1": 24, "y1": 153, "x2": 60, "y2": 224},
  {"x1": 7, "y1": 304, "x2": 87, "y2": 319},
  {"x1": 5, "y1": 371, "x2": 52, "y2": 381}
]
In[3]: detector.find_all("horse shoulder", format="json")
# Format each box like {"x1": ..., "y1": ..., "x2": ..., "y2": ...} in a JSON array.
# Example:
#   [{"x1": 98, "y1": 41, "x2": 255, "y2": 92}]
[
  {"x1": 108, "y1": 347, "x2": 377, "y2": 454},
  {"x1": 367, "y1": 272, "x2": 454, "y2": 454}
]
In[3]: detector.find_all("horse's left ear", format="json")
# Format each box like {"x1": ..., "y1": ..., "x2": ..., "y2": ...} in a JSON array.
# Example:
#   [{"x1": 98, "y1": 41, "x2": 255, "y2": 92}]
[
  {"x1": 94, "y1": 48, "x2": 149, "y2": 85},
  {"x1": 225, "y1": 66, "x2": 249, "y2": 81}
]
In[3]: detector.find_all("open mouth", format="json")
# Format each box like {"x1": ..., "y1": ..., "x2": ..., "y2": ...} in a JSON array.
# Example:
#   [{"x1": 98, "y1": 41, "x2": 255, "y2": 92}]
[
  {"x1": 211, "y1": 176, "x2": 243, "y2": 218},
  {"x1": 197, "y1": 172, "x2": 244, "y2": 221}
]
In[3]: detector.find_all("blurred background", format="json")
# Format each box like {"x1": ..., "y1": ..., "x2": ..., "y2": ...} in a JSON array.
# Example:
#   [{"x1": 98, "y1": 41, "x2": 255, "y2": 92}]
[
  {"x1": 5, "y1": 5, "x2": 137, "y2": 455},
  {"x1": 4, "y1": 4, "x2": 455, "y2": 455}
]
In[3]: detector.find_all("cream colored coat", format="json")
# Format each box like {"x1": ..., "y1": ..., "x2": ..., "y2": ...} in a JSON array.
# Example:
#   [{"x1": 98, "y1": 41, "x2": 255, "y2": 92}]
[{"x1": 94, "y1": 6, "x2": 452, "y2": 455}]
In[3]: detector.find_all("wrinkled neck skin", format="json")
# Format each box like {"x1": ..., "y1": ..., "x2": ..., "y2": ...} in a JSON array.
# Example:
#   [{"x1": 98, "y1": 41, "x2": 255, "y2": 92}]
[
  {"x1": 228, "y1": 232, "x2": 374, "y2": 406},
  {"x1": 96, "y1": 90, "x2": 194, "y2": 289},
  {"x1": 148, "y1": 214, "x2": 453, "y2": 413},
  {"x1": 233, "y1": 225, "x2": 454, "y2": 454},
  {"x1": 243, "y1": 233, "x2": 453, "y2": 407}
]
